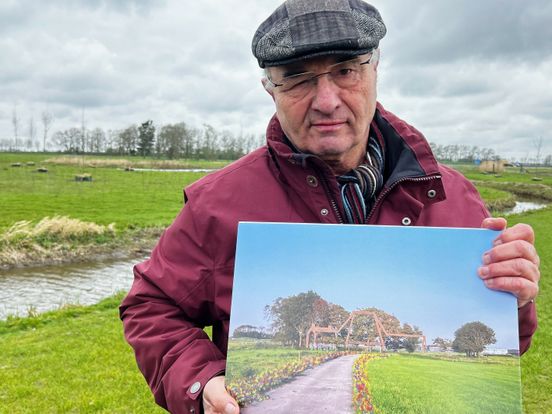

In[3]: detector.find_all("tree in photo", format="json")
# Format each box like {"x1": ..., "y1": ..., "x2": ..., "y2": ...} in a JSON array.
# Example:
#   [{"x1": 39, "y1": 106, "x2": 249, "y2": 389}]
[
  {"x1": 452, "y1": 321, "x2": 496, "y2": 357},
  {"x1": 265, "y1": 291, "x2": 329, "y2": 347},
  {"x1": 232, "y1": 325, "x2": 272, "y2": 340},
  {"x1": 432, "y1": 337, "x2": 452, "y2": 352},
  {"x1": 401, "y1": 323, "x2": 422, "y2": 353}
]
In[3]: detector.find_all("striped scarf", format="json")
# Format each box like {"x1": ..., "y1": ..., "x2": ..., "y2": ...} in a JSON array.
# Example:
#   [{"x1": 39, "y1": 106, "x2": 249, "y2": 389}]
[{"x1": 336, "y1": 134, "x2": 385, "y2": 224}]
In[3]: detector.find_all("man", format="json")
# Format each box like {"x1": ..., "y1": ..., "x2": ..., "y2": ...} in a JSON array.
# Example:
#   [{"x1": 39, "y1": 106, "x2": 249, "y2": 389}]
[{"x1": 120, "y1": 1, "x2": 540, "y2": 413}]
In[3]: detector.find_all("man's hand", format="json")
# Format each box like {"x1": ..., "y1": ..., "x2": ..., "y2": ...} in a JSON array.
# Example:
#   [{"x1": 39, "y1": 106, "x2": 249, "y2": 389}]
[
  {"x1": 203, "y1": 375, "x2": 240, "y2": 414},
  {"x1": 479, "y1": 218, "x2": 540, "y2": 308}
]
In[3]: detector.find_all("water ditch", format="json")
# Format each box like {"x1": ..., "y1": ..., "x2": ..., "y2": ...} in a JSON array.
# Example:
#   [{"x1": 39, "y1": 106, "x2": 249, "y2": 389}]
[
  {"x1": 502, "y1": 200, "x2": 548, "y2": 215},
  {"x1": 0, "y1": 257, "x2": 145, "y2": 320}
]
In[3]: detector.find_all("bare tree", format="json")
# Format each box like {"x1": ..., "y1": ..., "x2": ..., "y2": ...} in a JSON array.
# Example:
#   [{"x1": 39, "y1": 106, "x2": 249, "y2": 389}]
[
  {"x1": 87, "y1": 128, "x2": 106, "y2": 153},
  {"x1": 12, "y1": 103, "x2": 19, "y2": 151},
  {"x1": 80, "y1": 108, "x2": 87, "y2": 153},
  {"x1": 533, "y1": 137, "x2": 543, "y2": 165},
  {"x1": 41, "y1": 110, "x2": 54, "y2": 152},
  {"x1": 28, "y1": 113, "x2": 36, "y2": 151}
]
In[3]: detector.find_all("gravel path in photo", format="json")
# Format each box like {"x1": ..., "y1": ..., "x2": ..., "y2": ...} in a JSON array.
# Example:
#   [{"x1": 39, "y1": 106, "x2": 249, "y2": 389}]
[{"x1": 242, "y1": 354, "x2": 359, "y2": 414}]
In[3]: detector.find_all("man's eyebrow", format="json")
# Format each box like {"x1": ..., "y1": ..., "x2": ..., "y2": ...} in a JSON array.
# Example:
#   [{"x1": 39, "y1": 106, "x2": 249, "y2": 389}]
[
  {"x1": 282, "y1": 67, "x2": 310, "y2": 78},
  {"x1": 281, "y1": 56, "x2": 360, "y2": 77}
]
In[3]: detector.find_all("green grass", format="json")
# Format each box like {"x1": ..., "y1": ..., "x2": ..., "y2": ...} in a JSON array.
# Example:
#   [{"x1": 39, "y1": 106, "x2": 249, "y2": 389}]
[
  {"x1": 226, "y1": 338, "x2": 326, "y2": 379},
  {"x1": 476, "y1": 186, "x2": 516, "y2": 212},
  {"x1": 0, "y1": 153, "x2": 215, "y2": 232},
  {"x1": 0, "y1": 293, "x2": 165, "y2": 413},
  {"x1": 364, "y1": 353, "x2": 521, "y2": 413},
  {"x1": 506, "y1": 208, "x2": 552, "y2": 413},
  {"x1": 458, "y1": 165, "x2": 552, "y2": 187}
]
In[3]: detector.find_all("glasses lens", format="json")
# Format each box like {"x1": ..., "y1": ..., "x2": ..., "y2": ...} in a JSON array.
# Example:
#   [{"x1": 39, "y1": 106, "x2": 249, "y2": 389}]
[
  {"x1": 330, "y1": 61, "x2": 362, "y2": 88},
  {"x1": 280, "y1": 73, "x2": 313, "y2": 94}
]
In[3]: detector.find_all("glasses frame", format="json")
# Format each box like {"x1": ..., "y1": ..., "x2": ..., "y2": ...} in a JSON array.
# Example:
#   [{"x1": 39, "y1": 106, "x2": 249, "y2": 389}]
[{"x1": 266, "y1": 50, "x2": 377, "y2": 93}]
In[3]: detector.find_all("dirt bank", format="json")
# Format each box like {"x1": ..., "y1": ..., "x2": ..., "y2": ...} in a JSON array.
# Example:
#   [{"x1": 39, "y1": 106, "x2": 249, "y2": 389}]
[{"x1": 0, "y1": 228, "x2": 161, "y2": 271}]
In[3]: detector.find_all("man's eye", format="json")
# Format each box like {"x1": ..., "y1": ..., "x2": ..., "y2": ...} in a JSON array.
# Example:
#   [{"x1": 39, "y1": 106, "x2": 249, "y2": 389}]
[
  {"x1": 335, "y1": 68, "x2": 354, "y2": 77},
  {"x1": 286, "y1": 77, "x2": 311, "y2": 90}
]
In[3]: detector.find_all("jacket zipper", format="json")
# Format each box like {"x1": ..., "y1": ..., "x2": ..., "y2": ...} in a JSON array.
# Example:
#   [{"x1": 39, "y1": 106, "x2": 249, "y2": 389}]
[
  {"x1": 315, "y1": 163, "x2": 344, "y2": 224},
  {"x1": 317, "y1": 170, "x2": 344, "y2": 224},
  {"x1": 366, "y1": 174, "x2": 442, "y2": 224}
]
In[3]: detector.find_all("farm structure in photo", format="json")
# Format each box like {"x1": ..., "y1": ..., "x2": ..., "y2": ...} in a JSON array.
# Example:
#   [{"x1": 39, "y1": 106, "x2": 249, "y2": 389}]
[
  {"x1": 305, "y1": 309, "x2": 427, "y2": 352},
  {"x1": 260, "y1": 291, "x2": 427, "y2": 353}
]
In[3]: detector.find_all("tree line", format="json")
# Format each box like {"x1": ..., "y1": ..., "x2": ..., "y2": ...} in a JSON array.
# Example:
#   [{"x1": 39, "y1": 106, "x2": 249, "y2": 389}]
[
  {"x1": 0, "y1": 114, "x2": 264, "y2": 160},
  {"x1": 2, "y1": 107, "x2": 549, "y2": 164},
  {"x1": 429, "y1": 142, "x2": 500, "y2": 163}
]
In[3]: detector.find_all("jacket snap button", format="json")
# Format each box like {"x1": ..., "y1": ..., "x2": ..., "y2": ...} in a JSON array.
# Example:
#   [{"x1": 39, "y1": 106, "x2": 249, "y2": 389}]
[
  {"x1": 189, "y1": 381, "x2": 201, "y2": 394},
  {"x1": 306, "y1": 175, "x2": 318, "y2": 187},
  {"x1": 320, "y1": 208, "x2": 329, "y2": 216},
  {"x1": 427, "y1": 189, "x2": 437, "y2": 198},
  {"x1": 402, "y1": 217, "x2": 412, "y2": 226}
]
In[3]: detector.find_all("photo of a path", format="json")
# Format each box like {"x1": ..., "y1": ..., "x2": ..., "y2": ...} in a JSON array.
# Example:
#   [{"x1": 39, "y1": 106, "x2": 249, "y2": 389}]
[
  {"x1": 227, "y1": 223, "x2": 522, "y2": 413},
  {"x1": 243, "y1": 354, "x2": 359, "y2": 413}
]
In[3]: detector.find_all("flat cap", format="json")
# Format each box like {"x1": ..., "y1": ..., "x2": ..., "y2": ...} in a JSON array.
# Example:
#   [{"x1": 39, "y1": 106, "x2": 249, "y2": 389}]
[{"x1": 252, "y1": 0, "x2": 386, "y2": 68}]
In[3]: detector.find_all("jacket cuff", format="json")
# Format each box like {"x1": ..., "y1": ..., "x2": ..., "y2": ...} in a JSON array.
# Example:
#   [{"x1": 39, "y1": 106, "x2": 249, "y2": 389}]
[
  {"x1": 518, "y1": 300, "x2": 538, "y2": 355},
  {"x1": 165, "y1": 358, "x2": 226, "y2": 414}
]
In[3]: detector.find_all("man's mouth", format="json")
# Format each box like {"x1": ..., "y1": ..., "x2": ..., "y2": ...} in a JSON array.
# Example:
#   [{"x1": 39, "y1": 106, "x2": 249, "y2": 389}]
[{"x1": 311, "y1": 120, "x2": 346, "y2": 132}]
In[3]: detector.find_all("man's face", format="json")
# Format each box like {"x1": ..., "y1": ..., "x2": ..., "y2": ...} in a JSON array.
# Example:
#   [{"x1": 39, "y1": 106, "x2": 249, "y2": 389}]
[{"x1": 266, "y1": 53, "x2": 378, "y2": 173}]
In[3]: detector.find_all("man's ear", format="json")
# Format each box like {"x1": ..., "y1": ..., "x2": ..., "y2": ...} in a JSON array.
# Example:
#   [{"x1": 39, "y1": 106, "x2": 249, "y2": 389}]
[{"x1": 261, "y1": 78, "x2": 275, "y2": 100}]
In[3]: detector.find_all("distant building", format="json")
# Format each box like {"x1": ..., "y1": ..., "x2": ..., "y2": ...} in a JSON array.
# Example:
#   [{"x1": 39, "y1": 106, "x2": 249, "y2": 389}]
[
  {"x1": 482, "y1": 347, "x2": 508, "y2": 355},
  {"x1": 478, "y1": 160, "x2": 507, "y2": 173},
  {"x1": 427, "y1": 345, "x2": 453, "y2": 353}
]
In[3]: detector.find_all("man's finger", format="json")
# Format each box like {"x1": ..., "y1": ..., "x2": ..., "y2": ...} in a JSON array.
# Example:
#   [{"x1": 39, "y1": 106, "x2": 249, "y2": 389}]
[
  {"x1": 481, "y1": 217, "x2": 507, "y2": 231},
  {"x1": 493, "y1": 223, "x2": 535, "y2": 246},
  {"x1": 482, "y1": 275, "x2": 539, "y2": 307},
  {"x1": 483, "y1": 240, "x2": 540, "y2": 267},
  {"x1": 479, "y1": 257, "x2": 540, "y2": 284},
  {"x1": 203, "y1": 376, "x2": 239, "y2": 414}
]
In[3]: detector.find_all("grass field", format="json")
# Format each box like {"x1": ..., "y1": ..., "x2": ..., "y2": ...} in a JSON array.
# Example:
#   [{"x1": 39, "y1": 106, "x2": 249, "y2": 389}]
[
  {"x1": 226, "y1": 338, "x2": 325, "y2": 379},
  {"x1": 0, "y1": 294, "x2": 165, "y2": 413},
  {"x1": 0, "y1": 153, "x2": 210, "y2": 231},
  {"x1": 0, "y1": 154, "x2": 550, "y2": 412},
  {"x1": 363, "y1": 353, "x2": 521, "y2": 413}
]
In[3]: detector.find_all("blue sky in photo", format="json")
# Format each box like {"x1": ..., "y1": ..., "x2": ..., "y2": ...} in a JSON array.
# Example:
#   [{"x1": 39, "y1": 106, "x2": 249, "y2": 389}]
[{"x1": 230, "y1": 222, "x2": 519, "y2": 350}]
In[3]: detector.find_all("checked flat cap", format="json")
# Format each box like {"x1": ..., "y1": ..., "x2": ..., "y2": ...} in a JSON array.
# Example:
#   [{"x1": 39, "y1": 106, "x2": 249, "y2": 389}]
[{"x1": 252, "y1": 0, "x2": 386, "y2": 68}]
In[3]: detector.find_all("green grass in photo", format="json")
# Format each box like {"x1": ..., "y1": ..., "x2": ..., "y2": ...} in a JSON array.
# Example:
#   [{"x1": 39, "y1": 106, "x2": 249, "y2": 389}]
[
  {"x1": 364, "y1": 353, "x2": 521, "y2": 414},
  {"x1": 226, "y1": 338, "x2": 326, "y2": 379}
]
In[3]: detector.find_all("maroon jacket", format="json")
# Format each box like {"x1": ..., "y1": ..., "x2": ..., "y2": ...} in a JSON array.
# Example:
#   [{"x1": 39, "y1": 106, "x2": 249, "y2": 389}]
[{"x1": 120, "y1": 103, "x2": 537, "y2": 414}]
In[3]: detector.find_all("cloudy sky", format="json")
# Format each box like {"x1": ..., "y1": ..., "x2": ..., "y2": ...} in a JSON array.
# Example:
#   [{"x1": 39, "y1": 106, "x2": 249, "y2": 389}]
[{"x1": 1, "y1": 0, "x2": 551, "y2": 160}]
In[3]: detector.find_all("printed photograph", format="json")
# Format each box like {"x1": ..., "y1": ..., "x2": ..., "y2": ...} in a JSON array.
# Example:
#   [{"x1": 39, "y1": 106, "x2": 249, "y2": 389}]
[{"x1": 227, "y1": 223, "x2": 522, "y2": 414}]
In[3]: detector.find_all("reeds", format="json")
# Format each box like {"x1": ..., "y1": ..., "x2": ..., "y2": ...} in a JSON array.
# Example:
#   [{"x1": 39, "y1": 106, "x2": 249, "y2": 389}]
[
  {"x1": 0, "y1": 216, "x2": 116, "y2": 267},
  {"x1": 1, "y1": 216, "x2": 115, "y2": 244}
]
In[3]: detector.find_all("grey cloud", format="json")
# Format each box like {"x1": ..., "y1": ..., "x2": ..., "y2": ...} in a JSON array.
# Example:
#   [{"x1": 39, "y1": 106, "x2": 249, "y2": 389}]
[
  {"x1": 1, "y1": 0, "x2": 550, "y2": 159},
  {"x1": 378, "y1": 0, "x2": 552, "y2": 65}
]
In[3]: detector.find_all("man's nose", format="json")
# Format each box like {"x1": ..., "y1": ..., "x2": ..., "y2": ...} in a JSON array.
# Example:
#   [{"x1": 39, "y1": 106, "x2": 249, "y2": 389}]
[{"x1": 310, "y1": 75, "x2": 341, "y2": 114}]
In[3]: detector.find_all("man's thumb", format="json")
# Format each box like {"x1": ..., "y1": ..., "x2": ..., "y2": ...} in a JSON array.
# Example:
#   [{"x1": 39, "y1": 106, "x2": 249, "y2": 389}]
[{"x1": 224, "y1": 402, "x2": 237, "y2": 414}]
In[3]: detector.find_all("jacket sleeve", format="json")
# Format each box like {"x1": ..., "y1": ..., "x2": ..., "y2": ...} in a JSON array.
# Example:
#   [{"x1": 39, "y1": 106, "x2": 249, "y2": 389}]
[
  {"x1": 518, "y1": 301, "x2": 538, "y2": 355},
  {"x1": 120, "y1": 203, "x2": 226, "y2": 414}
]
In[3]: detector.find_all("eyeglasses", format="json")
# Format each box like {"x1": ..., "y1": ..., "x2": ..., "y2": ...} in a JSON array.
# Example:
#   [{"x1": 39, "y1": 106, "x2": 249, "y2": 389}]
[{"x1": 267, "y1": 51, "x2": 377, "y2": 99}]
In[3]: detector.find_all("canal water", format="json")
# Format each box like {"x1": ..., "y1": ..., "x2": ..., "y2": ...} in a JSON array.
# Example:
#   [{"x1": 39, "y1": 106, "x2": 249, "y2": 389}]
[
  {"x1": 503, "y1": 200, "x2": 548, "y2": 215},
  {"x1": 0, "y1": 257, "x2": 145, "y2": 320}
]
